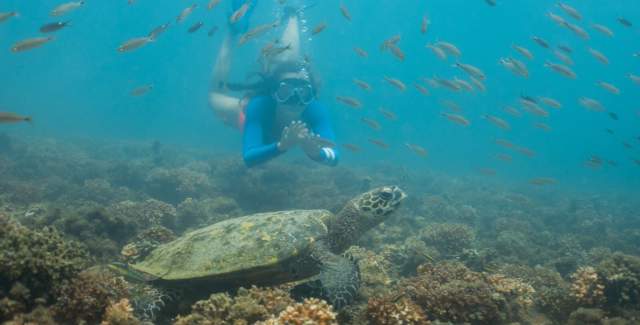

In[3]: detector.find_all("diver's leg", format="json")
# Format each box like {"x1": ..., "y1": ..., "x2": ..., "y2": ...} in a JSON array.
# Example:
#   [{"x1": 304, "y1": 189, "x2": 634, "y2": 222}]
[{"x1": 275, "y1": 14, "x2": 301, "y2": 62}]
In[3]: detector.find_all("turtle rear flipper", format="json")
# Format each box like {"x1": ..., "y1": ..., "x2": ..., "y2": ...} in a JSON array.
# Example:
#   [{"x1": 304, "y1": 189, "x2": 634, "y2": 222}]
[{"x1": 292, "y1": 254, "x2": 360, "y2": 309}]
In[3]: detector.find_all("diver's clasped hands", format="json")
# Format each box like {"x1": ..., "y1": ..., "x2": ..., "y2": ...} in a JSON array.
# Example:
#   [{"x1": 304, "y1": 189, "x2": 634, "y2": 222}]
[{"x1": 277, "y1": 121, "x2": 333, "y2": 155}]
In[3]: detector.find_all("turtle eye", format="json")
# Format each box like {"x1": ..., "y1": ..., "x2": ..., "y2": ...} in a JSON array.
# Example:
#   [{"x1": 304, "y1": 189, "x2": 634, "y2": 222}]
[{"x1": 380, "y1": 190, "x2": 393, "y2": 201}]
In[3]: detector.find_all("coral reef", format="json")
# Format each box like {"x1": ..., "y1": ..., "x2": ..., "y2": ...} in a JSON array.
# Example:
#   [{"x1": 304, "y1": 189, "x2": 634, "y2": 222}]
[
  {"x1": 420, "y1": 223, "x2": 475, "y2": 257},
  {"x1": 100, "y1": 299, "x2": 141, "y2": 325},
  {"x1": 52, "y1": 270, "x2": 129, "y2": 324},
  {"x1": 571, "y1": 266, "x2": 606, "y2": 307},
  {"x1": 367, "y1": 296, "x2": 429, "y2": 324},
  {"x1": 259, "y1": 298, "x2": 337, "y2": 325},
  {"x1": 0, "y1": 213, "x2": 89, "y2": 321},
  {"x1": 173, "y1": 286, "x2": 295, "y2": 325},
  {"x1": 108, "y1": 199, "x2": 177, "y2": 230},
  {"x1": 120, "y1": 226, "x2": 176, "y2": 263},
  {"x1": 596, "y1": 253, "x2": 640, "y2": 309},
  {"x1": 345, "y1": 247, "x2": 396, "y2": 299},
  {"x1": 176, "y1": 196, "x2": 242, "y2": 231},
  {"x1": 401, "y1": 261, "x2": 534, "y2": 324}
]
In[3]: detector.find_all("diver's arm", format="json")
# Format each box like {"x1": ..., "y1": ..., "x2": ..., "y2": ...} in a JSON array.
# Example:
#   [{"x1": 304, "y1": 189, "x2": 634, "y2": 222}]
[
  {"x1": 208, "y1": 33, "x2": 245, "y2": 126},
  {"x1": 242, "y1": 97, "x2": 282, "y2": 167},
  {"x1": 302, "y1": 101, "x2": 340, "y2": 167}
]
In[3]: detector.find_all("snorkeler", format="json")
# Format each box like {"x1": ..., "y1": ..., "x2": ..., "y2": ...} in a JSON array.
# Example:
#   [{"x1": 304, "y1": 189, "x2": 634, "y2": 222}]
[{"x1": 208, "y1": 1, "x2": 339, "y2": 168}]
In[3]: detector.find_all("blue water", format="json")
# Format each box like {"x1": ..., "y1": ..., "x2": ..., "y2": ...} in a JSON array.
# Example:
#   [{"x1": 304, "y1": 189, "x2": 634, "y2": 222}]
[{"x1": 1, "y1": 0, "x2": 639, "y2": 192}]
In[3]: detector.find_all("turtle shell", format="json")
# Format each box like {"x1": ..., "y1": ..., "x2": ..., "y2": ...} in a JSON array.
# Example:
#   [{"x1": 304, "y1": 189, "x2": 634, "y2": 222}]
[{"x1": 130, "y1": 210, "x2": 331, "y2": 286}]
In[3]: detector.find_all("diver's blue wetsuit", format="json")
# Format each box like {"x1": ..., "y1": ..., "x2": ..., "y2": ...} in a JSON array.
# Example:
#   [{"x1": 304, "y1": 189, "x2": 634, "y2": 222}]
[{"x1": 242, "y1": 96, "x2": 339, "y2": 168}]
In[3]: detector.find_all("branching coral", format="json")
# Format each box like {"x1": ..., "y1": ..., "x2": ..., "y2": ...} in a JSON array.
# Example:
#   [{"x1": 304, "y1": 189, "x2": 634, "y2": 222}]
[
  {"x1": 173, "y1": 286, "x2": 295, "y2": 325},
  {"x1": 53, "y1": 271, "x2": 129, "y2": 324},
  {"x1": 420, "y1": 223, "x2": 475, "y2": 257},
  {"x1": 367, "y1": 296, "x2": 429, "y2": 324},
  {"x1": 100, "y1": 298, "x2": 141, "y2": 325},
  {"x1": 259, "y1": 298, "x2": 337, "y2": 325},
  {"x1": 570, "y1": 266, "x2": 606, "y2": 307},
  {"x1": 0, "y1": 213, "x2": 89, "y2": 319},
  {"x1": 400, "y1": 261, "x2": 534, "y2": 324}
]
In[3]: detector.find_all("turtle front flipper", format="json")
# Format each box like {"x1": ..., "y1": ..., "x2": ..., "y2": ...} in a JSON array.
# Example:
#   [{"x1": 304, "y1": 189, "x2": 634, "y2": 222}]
[{"x1": 291, "y1": 250, "x2": 360, "y2": 309}]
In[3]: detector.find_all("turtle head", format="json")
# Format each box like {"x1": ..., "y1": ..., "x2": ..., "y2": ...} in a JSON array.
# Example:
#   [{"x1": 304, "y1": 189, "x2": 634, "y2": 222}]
[{"x1": 355, "y1": 185, "x2": 407, "y2": 221}]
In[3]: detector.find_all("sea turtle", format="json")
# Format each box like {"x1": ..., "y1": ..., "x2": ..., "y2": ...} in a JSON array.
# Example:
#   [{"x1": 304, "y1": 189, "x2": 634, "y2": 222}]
[{"x1": 110, "y1": 185, "x2": 406, "y2": 317}]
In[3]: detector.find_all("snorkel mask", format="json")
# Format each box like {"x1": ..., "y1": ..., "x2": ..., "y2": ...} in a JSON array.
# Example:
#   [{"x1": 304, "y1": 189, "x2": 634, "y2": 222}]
[{"x1": 273, "y1": 78, "x2": 316, "y2": 106}]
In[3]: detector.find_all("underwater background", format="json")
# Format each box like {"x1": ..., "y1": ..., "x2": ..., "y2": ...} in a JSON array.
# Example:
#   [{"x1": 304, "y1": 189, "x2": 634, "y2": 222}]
[{"x1": 1, "y1": 0, "x2": 640, "y2": 324}]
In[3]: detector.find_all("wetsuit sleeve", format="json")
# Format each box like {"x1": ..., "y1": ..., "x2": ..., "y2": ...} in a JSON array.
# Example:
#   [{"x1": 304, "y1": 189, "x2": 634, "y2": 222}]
[
  {"x1": 242, "y1": 96, "x2": 281, "y2": 167},
  {"x1": 304, "y1": 100, "x2": 340, "y2": 167}
]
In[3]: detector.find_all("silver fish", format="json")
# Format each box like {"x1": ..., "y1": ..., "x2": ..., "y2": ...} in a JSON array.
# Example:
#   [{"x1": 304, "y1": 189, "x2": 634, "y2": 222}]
[
  {"x1": 39, "y1": 21, "x2": 71, "y2": 33},
  {"x1": 148, "y1": 22, "x2": 171, "y2": 40},
  {"x1": 579, "y1": 97, "x2": 605, "y2": 112},
  {"x1": 177, "y1": 4, "x2": 197, "y2": 23},
  {"x1": 597, "y1": 81, "x2": 620, "y2": 95},
  {"x1": 50, "y1": 1, "x2": 85, "y2": 17},
  {"x1": 563, "y1": 22, "x2": 590, "y2": 40},
  {"x1": 0, "y1": 12, "x2": 19, "y2": 23},
  {"x1": 435, "y1": 41, "x2": 461, "y2": 57},
  {"x1": 588, "y1": 48, "x2": 609, "y2": 65},
  {"x1": 544, "y1": 61, "x2": 577, "y2": 79},
  {"x1": 426, "y1": 44, "x2": 447, "y2": 60},
  {"x1": 455, "y1": 62, "x2": 486, "y2": 80},
  {"x1": 239, "y1": 20, "x2": 279, "y2": 45},
  {"x1": 11, "y1": 36, "x2": 54, "y2": 52},
  {"x1": 117, "y1": 36, "x2": 152, "y2": 52},
  {"x1": 592, "y1": 24, "x2": 614, "y2": 38},
  {"x1": 557, "y1": 3, "x2": 581, "y2": 20},
  {"x1": 512, "y1": 44, "x2": 534, "y2": 60}
]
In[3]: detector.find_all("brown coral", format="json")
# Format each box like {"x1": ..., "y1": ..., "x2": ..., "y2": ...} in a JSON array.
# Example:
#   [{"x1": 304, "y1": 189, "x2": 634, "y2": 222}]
[
  {"x1": 367, "y1": 296, "x2": 429, "y2": 325},
  {"x1": 101, "y1": 298, "x2": 141, "y2": 325},
  {"x1": 570, "y1": 266, "x2": 606, "y2": 307},
  {"x1": 420, "y1": 223, "x2": 475, "y2": 257},
  {"x1": 259, "y1": 298, "x2": 337, "y2": 325}
]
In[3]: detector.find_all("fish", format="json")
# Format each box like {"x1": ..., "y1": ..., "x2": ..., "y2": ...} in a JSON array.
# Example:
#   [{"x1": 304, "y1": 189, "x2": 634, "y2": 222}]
[
  {"x1": 0, "y1": 112, "x2": 32, "y2": 123},
  {"x1": 342, "y1": 143, "x2": 361, "y2": 152},
  {"x1": 588, "y1": 48, "x2": 609, "y2": 65},
  {"x1": 208, "y1": 26, "x2": 219, "y2": 37},
  {"x1": 130, "y1": 84, "x2": 153, "y2": 96},
  {"x1": 426, "y1": 44, "x2": 447, "y2": 60},
  {"x1": 539, "y1": 97, "x2": 562, "y2": 109},
  {"x1": 544, "y1": 61, "x2": 577, "y2": 79},
  {"x1": 335, "y1": 96, "x2": 362, "y2": 109},
  {"x1": 188, "y1": 21, "x2": 204, "y2": 33},
  {"x1": 495, "y1": 153, "x2": 512, "y2": 162},
  {"x1": 387, "y1": 44, "x2": 405, "y2": 61},
  {"x1": 503, "y1": 106, "x2": 522, "y2": 117},
  {"x1": 381, "y1": 35, "x2": 401, "y2": 50},
  {"x1": 515, "y1": 146, "x2": 536, "y2": 158},
  {"x1": 441, "y1": 112, "x2": 470, "y2": 126},
  {"x1": 534, "y1": 122, "x2": 552, "y2": 132},
  {"x1": 177, "y1": 4, "x2": 198, "y2": 23},
  {"x1": 261, "y1": 42, "x2": 291, "y2": 59},
  {"x1": 585, "y1": 155, "x2": 603, "y2": 169},
  {"x1": 353, "y1": 47, "x2": 368, "y2": 58},
  {"x1": 368, "y1": 138, "x2": 389, "y2": 149},
  {"x1": 608, "y1": 112, "x2": 619, "y2": 121},
  {"x1": 579, "y1": 97, "x2": 605, "y2": 112},
  {"x1": 597, "y1": 81, "x2": 620, "y2": 95},
  {"x1": 207, "y1": 0, "x2": 222, "y2": 10},
  {"x1": 557, "y1": 3, "x2": 581, "y2": 20},
  {"x1": 339, "y1": 2, "x2": 351, "y2": 21},
  {"x1": 405, "y1": 143, "x2": 428, "y2": 157},
  {"x1": 592, "y1": 24, "x2": 614, "y2": 38},
  {"x1": 628, "y1": 73, "x2": 640, "y2": 85},
  {"x1": 0, "y1": 12, "x2": 19, "y2": 23},
  {"x1": 311, "y1": 22, "x2": 327, "y2": 35},
  {"x1": 499, "y1": 57, "x2": 528, "y2": 78},
  {"x1": 623, "y1": 141, "x2": 633, "y2": 149},
  {"x1": 51, "y1": 1, "x2": 84, "y2": 17},
  {"x1": 522, "y1": 103, "x2": 549, "y2": 118},
  {"x1": 546, "y1": 11, "x2": 566, "y2": 25},
  {"x1": 436, "y1": 41, "x2": 462, "y2": 57},
  {"x1": 605, "y1": 129, "x2": 614, "y2": 135},
  {"x1": 378, "y1": 107, "x2": 397, "y2": 121},
  {"x1": 39, "y1": 21, "x2": 71, "y2": 33},
  {"x1": 117, "y1": 36, "x2": 152, "y2": 52},
  {"x1": 617, "y1": 17, "x2": 632, "y2": 27},
  {"x1": 478, "y1": 168, "x2": 497, "y2": 176},
  {"x1": 439, "y1": 100, "x2": 461, "y2": 112},
  {"x1": 470, "y1": 77, "x2": 486, "y2": 92},
  {"x1": 485, "y1": 0, "x2": 497, "y2": 6},
  {"x1": 553, "y1": 49, "x2": 574, "y2": 66},
  {"x1": 148, "y1": 22, "x2": 171, "y2": 40},
  {"x1": 414, "y1": 84, "x2": 430, "y2": 95},
  {"x1": 495, "y1": 138, "x2": 514, "y2": 149},
  {"x1": 562, "y1": 21, "x2": 590, "y2": 40},
  {"x1": 454, "y1": 62, "x2": 485, "y2": 80},
  {"x1": 557, "y1": 45, "x2": 573, "y2": 54},
  {"x1": 384, "y1": 76, "x2": 406, "y2": 91},
  {"x1": 229, "y1": 2, "x2": 249, "y2": 24},
  {"x1": 353, "y1": 79, "x2": 371, "y2": 91},
  {"x1": 532, "y1": 36, "x2": 550, "y2": 49},
  {"x1": 435, "y1": 77, "x2": 462, "y2": 92},
  {"x1": 512, "y1": 44, "x2": 534, "y2": 60},
  {"x1": 634, "y1": 159, "x2": 640, "y2": 166},
  {"x1": 361, "y1": 117, "x2": 381, "y2": 131},
  {"x1": 520, "y1": 95, "x2": 538, "y2": 104},
  {"x1": 239, "y1": 20, "x2": 278, "y2": 45},
  {"x1": 421, "y1": 16, "x2": 430, "y2": 34},
  {"x1": 483, "y1": 115, "x2": 511, "y2": 130},
  {"x1": 11, "y1": 37, "x2": 54, "y2": 52},
  {"x1": 453, "y1": 78, "x2": 474, "y2": 92},
  {"x1": 529, "y1": 177, "x2": 557, "y2": 186}
]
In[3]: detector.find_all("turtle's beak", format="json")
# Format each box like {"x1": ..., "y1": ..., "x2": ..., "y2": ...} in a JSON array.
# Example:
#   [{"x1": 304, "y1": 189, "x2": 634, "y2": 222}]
[{"x1": 391, "y1": 186, "x2": 407, "y2": 202}]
